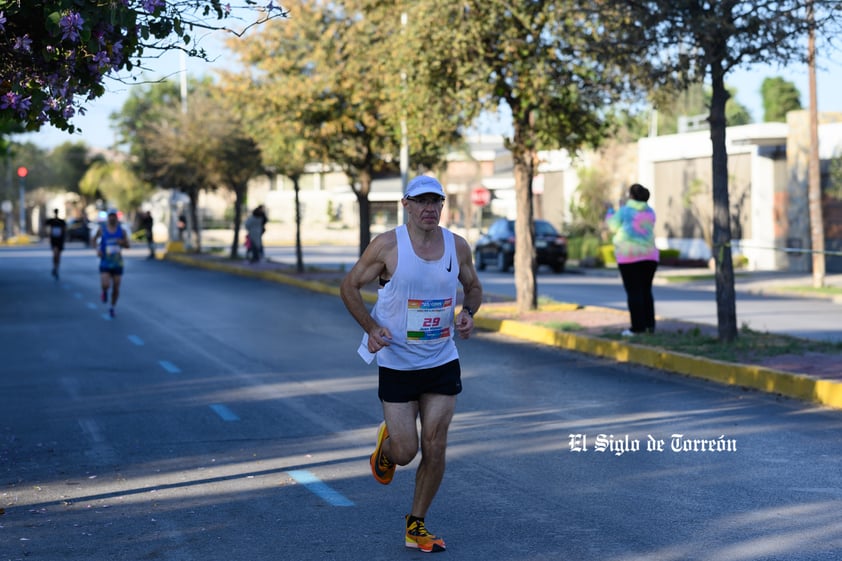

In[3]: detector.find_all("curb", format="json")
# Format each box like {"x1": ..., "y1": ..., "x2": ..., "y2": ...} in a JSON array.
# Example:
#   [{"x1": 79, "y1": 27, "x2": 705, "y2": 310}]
[
  {"x1": 165, "y1": 253, "x2": 842, "y2": 411},
  {"x1": 472, "y1": 316, "x2": 842, "y2": 410}
]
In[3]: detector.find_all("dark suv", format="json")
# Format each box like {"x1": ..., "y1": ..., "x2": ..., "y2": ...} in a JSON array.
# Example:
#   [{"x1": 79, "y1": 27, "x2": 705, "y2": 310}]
[
  {"x1": 474, "y1": 218, "x2": 567, "y2": 273},
  {"x1": 65, "y1": 218, "x2": 91, "y2": 245}
]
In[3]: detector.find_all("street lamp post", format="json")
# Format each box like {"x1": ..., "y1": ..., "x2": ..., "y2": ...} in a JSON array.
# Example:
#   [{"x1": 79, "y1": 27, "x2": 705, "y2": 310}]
[{"x1": 17, "y1": 166, "x2": 27, "y2": 235}]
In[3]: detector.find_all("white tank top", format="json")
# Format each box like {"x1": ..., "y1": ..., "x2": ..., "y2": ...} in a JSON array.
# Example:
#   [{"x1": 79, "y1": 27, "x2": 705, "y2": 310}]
[{"x1": 361, "y1": 225, "x2": 460, "y2": 370}]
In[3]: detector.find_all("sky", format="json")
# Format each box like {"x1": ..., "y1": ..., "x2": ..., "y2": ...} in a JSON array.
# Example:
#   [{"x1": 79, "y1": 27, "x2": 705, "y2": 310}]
[{"x1": 14, "y1": 31, "x2": 842, "y2": 152}]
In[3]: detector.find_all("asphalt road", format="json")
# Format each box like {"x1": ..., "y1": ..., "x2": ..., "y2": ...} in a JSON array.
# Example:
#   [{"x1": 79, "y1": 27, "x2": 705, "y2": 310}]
[
  {"x1": 266, "y1": 245, "x2": 842, "y2": 342},
  {"x1": 3, "y1": 244, "x2": 842, "y2": 561}
]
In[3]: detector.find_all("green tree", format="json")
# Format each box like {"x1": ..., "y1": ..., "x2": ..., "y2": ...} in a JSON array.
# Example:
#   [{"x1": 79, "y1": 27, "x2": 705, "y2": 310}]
[
  {"x1": 220, "y1": 6, "x2": 328, "y2": 272},
  {"x1": 114, "y1": 79, "x2": 212, "y2": 249},
  {"x1": 128, "y1": 86, "x2": 263, "y2": 255},
  {"x1": 198, "y1": 93, "x2": 265, "y2": 259},
  {"x1": 761, "y1": 76, "x2": 803, "y2": 122},
  {"x1": 569, "y1": 167, "x2": 613, "y2": 236},
  {"x1": 224, "y1": 1, "x2": 459, "y2": 257},
  {"x1": 79, "y1": 161, "x2": 153, "y2": 217},
  {"x1": 613, "y1": 0, "x2": 839, "y2": 342},
  {"x1": 653, "y1": 82, "x2": 752, "y2": 134},
  {"x1": 45, "y1": 142, "x2": 101, "y2": 195},
  {"x1": 135, "y1": 104, "x2": 214, "y2": 251},
  {"x1": 406, "y1": 1, "x2": 626, "y2": 313}
]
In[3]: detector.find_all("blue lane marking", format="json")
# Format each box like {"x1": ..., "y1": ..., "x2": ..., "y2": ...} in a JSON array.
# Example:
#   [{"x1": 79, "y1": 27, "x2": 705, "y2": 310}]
[
  {"x1": 128, "y1": 335, "x2": 144, "y2": 346},
  {"x1": 209, "y1": 404, "x2": 240, "y2": 421},
  {"x1": 86, "y1": 302, "x2": 97, "y2": 310},
  {"x1": 159, "y1": 360, "x2": 181, "y2": 374},
  {"x1": 102, "y1": 313, "x2": 112, "y2": 321},
  {"x1": 287, "y1": 470, "x2": 354, "y2": 507}
]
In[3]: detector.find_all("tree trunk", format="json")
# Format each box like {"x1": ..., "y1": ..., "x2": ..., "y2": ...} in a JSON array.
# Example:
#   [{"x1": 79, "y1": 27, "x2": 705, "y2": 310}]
[
  {"x1": 807, "y1": 1, "x2": 825, "y2": 288},
  {"x1": 294, "y1": 176, "x2": 304, "y2": 273},
  {"x1": 709, "y1": 62, "x2": 738, "y2": 342},
  {"x1": 356, "y1": 170, "x2": 373, "y2": 256},
  {"x1": 188, "y1": 187, "x2": 202, "y2": 253},
  {"x1": 511, "y1": 120, "x2": 538, "y2": 314},
  {"x1": 229, "y1": 184, "x2": 245, "y2": 260}
]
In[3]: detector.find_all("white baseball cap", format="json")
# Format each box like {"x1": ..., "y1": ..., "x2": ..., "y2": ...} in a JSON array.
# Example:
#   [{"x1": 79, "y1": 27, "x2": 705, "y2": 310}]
[{"x1": 404, "y1": 175, "x2": 445, "y2": 199}]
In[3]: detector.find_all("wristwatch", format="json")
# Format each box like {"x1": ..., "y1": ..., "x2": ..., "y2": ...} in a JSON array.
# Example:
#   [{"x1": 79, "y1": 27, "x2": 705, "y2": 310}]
[{"x1": 461, "y1": 307, "x2": 474, "y2": 317}]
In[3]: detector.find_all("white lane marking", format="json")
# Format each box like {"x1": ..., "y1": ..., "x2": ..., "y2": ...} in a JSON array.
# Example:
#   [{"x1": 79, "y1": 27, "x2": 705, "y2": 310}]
[
  {"x1": 128, "y1": 335, "x2": 144, "y2": 346},
  {"x1": 86, "y1": 302, "x2": 97, "y2": 310},
  {"x1": 287, "y1": 470, "x2": 354, "y2": 507},
  {"x1": 209, "y1": 404, "x2": 240, "y2": 421},
  {"x1": 159, "y1": 360, "x2": 181, "y2": 374},
  {"x1": 78, "y1": 418, "x2": 118, "y2": 464}
]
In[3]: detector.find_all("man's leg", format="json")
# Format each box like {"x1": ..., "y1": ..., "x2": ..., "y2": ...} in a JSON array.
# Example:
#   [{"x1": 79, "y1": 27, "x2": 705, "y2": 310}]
[
  {"x1": 111, "y1": 274, "x2": 122, "y2": 307},
  {"x1": 410, "y1": 393, "x2": 456, "y2": 519},
  {"x1": 381, "y1": 401, "x2": 420, "y2": 467},
  {"x1": 100, "y1": 272, "x2": 111, "y2": 301},
  {"x1": 51, "y1": 246, "x2": 60, "y2": 277}
]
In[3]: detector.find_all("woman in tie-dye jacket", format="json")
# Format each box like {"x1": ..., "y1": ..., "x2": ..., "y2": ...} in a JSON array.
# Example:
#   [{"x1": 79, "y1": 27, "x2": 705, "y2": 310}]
[{"x1": 605, "y1": 183, "x2": 659, "y2": 335}]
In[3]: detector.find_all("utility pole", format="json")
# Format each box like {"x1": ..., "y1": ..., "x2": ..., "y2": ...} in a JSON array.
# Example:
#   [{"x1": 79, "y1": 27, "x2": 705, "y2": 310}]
[
  {"x1": 399, "y1": 12, "x2": 409, "y2": 225},
  {"x1": 807, "y1": 0, "x2": 825, "y2": 288}
]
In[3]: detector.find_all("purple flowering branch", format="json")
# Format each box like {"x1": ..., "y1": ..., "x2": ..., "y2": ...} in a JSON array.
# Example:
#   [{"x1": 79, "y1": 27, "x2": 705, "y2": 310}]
[{"x1": 0, "y1": 1, "x2": 288, "y2": 133}]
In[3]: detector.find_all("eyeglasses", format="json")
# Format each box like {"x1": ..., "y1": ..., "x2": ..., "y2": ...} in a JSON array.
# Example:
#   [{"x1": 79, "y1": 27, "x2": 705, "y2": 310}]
[{"x1": 406, "y1": 196, "x2": 444, "y2": 207}]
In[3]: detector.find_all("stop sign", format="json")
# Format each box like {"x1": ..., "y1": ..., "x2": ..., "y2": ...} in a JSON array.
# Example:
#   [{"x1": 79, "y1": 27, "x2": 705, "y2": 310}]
[{"x1": 471, "y1": 186, "x2": 491, "y2": 207}]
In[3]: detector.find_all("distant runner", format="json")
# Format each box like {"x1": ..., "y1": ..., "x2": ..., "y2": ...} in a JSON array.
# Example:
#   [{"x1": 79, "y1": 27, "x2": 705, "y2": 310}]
[
  {"x1": 44, "y1": 208, "x2": 67, "y2": 280},
  {"x1": 93, "y1": 209, "x2": 130, "y2": 318}
]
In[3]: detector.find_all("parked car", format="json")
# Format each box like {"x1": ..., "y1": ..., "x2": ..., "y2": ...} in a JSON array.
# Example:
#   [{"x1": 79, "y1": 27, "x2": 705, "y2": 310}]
[
  {"x1": 65, "y1": 218, "x2": 91, "y2": 245},
  {"x1": 474, "y1": 218, "x2": 568, "y2": 273}
]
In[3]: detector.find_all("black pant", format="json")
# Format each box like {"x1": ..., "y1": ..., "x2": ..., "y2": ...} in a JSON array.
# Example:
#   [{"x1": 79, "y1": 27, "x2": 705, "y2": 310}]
[{"x1": 618, "y1": 260, "x2": 658, "y2": 333}]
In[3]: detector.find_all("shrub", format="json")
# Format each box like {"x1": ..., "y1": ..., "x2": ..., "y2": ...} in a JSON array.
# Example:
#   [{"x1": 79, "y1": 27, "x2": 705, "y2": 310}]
[
  {"x1": 659, "y1": 248, "x2": 681, "y2": 261},
  {"x1": 567, "y1": 234, "x2": 602, "y2": 261}
]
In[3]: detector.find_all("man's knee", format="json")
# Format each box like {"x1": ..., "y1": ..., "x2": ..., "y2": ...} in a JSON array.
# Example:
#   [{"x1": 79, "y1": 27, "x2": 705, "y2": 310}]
[{"x1": 388, "y1": 434, "x2": 420, "y2": 466}]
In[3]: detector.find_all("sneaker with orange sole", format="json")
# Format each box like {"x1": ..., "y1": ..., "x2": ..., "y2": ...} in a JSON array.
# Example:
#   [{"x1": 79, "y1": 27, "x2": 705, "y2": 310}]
[
  {"x1": 405, "y1": 515, "x2": 446, "y2": 553},
  {"x1": 370, "y1": 421, "x2": 395, "y2": 485}
]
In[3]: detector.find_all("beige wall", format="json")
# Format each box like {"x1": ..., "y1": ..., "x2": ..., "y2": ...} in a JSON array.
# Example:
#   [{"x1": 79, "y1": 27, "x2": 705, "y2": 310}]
[{"x1": 652, "y1": 153, "x2": 752, "y2": 244}]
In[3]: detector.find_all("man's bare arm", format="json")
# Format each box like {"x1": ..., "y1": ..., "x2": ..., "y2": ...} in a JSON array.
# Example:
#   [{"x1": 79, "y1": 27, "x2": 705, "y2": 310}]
[
  {"x1": 454, "y1": 235, "x2": 482, "y2": 338},
  {"x1": 340, "y1": 232, "x2": 396, "y2": 351}
]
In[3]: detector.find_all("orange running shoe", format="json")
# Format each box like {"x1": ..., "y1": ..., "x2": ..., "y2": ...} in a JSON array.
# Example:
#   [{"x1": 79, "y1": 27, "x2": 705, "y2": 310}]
[
  {"x1": 405, "y1": 515, "x2": 446, "y2": 553},
  {"x1": 370, "y1": 421, "x2": 395, "y2": 485}
]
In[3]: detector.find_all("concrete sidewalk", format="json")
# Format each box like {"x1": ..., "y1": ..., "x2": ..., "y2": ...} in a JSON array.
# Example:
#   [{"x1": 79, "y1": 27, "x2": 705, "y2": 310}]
[{"x1": 164, "y1": 250, "x2": 842, "y2": 412}]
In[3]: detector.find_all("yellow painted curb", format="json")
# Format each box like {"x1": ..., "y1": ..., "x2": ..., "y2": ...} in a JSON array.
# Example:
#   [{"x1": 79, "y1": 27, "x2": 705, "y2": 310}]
[
  {"x1": 165, "y1": 253, "x2": 379, "y2": 304},
  {"x1": 165, "y1": 241, "x2": 186, "y2": 254},
  {"x1": 474, "y1": 315, "x2": 842, "y2": 411},
  {"x1": 166, "y1": 253, "x2": 842, "y2": 411}
]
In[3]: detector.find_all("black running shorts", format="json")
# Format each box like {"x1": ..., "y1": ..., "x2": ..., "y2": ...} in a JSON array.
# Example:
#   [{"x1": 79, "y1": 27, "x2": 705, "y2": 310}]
[{"x1": 378, "y1": 359, "x2": 462, "y2": 403}]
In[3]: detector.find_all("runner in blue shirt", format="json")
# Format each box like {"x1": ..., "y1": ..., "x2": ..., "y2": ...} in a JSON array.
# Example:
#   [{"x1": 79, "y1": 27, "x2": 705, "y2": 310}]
[{"x1": 93, "y1": 209, "x2": 130, "y2": 318}]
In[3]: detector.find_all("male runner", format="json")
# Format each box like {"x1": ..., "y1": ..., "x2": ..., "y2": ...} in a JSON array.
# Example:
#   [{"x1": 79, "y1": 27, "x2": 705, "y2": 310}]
[
  {"x1": 340, "y1": 175, "x2": 483, "y2": 553},
  {"x1": 45, "y1": 208, "x2": 67, "y2": 279},
  {"x1": 93, "y1": 210, "x2": 130, "y2": 318}
]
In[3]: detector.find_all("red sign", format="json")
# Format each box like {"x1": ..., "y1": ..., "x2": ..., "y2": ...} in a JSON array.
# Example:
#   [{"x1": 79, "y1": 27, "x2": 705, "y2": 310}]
[{"x1": 471, "y1": 186, "x2": 491, "y2": 207}]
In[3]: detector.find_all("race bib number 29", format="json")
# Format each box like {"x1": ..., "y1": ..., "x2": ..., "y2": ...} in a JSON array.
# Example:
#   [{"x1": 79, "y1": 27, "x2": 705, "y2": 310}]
[{"x1": 406, "y1": 298, "x2": 452, "y2": 343}]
